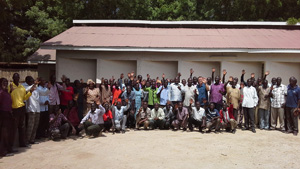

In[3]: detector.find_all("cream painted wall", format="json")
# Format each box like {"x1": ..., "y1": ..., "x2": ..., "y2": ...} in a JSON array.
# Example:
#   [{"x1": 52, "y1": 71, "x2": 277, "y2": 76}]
[
  {"x1": 139, "y1": 60, "x2": 178, "y2": 79},
  {"x1": 221, "y1": 61, "x2": 263, "y2": 83},
  {"x1": 56, "y1": 50, "x2": 300, "y2": 85},
  {"x1": 265, "y1": 62, "x2": 300, "y2": 85},
  {"x1": 179, "y1": 61, "x2": 220, "y2": 79},
  {"x1": 97, "y1": 59, "x2": 137, "y2": 81},
  {"x1": 57, "y1": 57, "x2": 96, "y2": 82}
]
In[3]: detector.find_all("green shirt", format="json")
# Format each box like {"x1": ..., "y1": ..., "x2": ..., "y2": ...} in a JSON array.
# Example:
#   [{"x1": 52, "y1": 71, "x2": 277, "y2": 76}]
[{"x1": 144, "y1": 87, "x2": 160, "y2": 105}]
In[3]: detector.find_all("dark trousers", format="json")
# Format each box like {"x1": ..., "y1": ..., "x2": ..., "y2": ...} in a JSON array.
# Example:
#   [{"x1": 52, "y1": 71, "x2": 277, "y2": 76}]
[
  {"x1": 126, "y1": 111, "x2": 135, "y2": 128},
  {"x1": 12, "y1": 106, "x2": 26, "y2": 147},
  {"x1": 149, "y1": 119, "x2": 165, "y2": 129},
  {"x1": 285, "y1": 107, "x2": 298, "y2": 133},
  {"x1": 83, "y1": 121, "x2": 104, "y2": 137},
  {"x1": 50, "y1": 123, "x2": 70, "y2": 139},
  {"x1": 0, "y1": 111, "x2": 14, "y2": 156},
  {"x1": 60, "y1": 105, "x2": 67, "y2": 114},
  {"x1": 233, "y1": 108, "x2": 238, "y2": 121},
  {"x1": 213, "y1": 103, "x2": 222, "y2": 111},
  {"x1": 164, "y1": 118, "x2": 174, "y2": 129},
  {"x1": 188, "y1": 117, "x2": 204, "y2": 131},
  {"x1": 243, "y1": 107, "x2": 255, "y2": 130},
  {"x1": 36, "y1": 111, "x2": 49, "y2": 138},
  {"x1": 104, "y1": 120, "x2": 113, "y2": 131}
]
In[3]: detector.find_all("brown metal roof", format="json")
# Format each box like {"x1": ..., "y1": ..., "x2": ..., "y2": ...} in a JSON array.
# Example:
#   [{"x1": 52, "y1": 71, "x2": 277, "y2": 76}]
[
  {"x1": 27, "y1": 49, "x2": 56, "y2": 61},
  {"x1": 42, "y1": 26, "x2": 300, "y2": 50}
]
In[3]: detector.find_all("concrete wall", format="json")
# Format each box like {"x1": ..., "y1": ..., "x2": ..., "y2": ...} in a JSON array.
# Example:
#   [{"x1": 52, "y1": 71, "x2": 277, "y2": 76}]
[
  {"x1": 38, "y1": 64, "x2": 55, "y2": 81},
  {"x1": 56, "y1": 50, "x2": 300, "y2": 85}
]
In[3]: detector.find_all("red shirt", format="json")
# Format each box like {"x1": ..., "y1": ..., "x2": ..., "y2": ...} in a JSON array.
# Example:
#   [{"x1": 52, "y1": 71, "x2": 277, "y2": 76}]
[
  {"x1": 103, "y1": 110, "x2": 113, "y2": 122},
  {"x1": 63, "y1": 107, "x2": 80, "y2": 126},
  {"x1": 60, "y1": 86, "x2": 74, "y2": 106},
  {"x1": 219, "y1": 104, "x2": 235, "y2": 123},
  {"x1": 112, "y1": 88, "x2": 122, "y2": 105}
]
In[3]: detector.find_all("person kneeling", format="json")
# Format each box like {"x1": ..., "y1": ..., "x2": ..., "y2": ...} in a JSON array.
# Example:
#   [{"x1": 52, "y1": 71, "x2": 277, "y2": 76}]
[
  {"x1": 49, "y1": 108, "x2": 76, "y2": 140},
  {"x1": 112, "y1": 99, "x2": 129, "y2": 133},
  {"x1": 79, "y1": 102, "x2": 105, "y2": 138},
  {"x1": 136, "y1": 102, "x2": 151, "y2": 130},
  {"x1": 188, "y1": 100, "x2": 206, "y2": 132},
  {"x1": 220, "y1": 103, "x2": 237, "y2": 134},
  {"x1": 205, "y1": 103, "x2": 221, "y2": 133},
  {"x1": 149, "y1": 103, "x2": 165, "y2": 130}
]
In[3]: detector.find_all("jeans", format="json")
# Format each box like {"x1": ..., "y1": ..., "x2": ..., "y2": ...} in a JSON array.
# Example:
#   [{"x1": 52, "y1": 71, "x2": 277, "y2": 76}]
[{"x1": 259, "y1": 108, "x2": 270, "y2": 129}]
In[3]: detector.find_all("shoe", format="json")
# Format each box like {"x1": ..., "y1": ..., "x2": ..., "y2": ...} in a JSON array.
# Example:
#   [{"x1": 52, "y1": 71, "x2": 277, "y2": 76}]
[
  {"x1": 293, "y1": 131, "x2": 298, "y2": 136},
  {"x1": 232, "y1": 129, "x2": 236, "y2": 134},
  {"x1": 29, "y1": 141, "x2": 40, "y2": 144},
  {"x1": 8, "y1": 149, "x2": 18, "y2": 153},
  {"x1": 183, "y1": 128, "x2": 187, "y2": 131},
  {"x1": 20, "y1": 144, "x2": 31, "y2": 148},
  {"x1": 206, "y1": 130, "x2": 211, "y2": 133},
  {"x1": 252, "y1": 129, "x2": 256, "y2": 133},
  {"x1": 122, "y1": 130, "x2": 125, "y2": 134},
  {"x1": 242, "y1": 127, "x2": 249, "y2": 131}
]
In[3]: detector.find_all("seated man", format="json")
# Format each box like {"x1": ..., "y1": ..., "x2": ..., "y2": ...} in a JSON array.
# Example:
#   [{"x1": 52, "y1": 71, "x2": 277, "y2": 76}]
[
  {"x1": 188, "y1": 100, "x2": 206, "y2": 132},
  {"x1": 136, "y1": 102, "x2": 151, "y2": 130},
  {"x1": 49, "y1": 108, "x2": 76, "y2": 140},
  {"x1": 219, "y1": 103, "x2": 237, "y2": 134},
  {"x1": 63, "y1": 100, "x2": 80, "y2": 135},
  {"x1": 163, "y1": 102, "x2": 175, "y2": 129},
  {"x1": 79, "y1": 102, "x2": 105, "y2": 138},
  {"x1": 103, "y1": 103, "x2": 113, "y2": 133},
  {"x1": 149, "y1": 103, "x2": 165, "y2": 130},
  {"x1": 112, "y1": 100, "x2": 129, "y2": 133},
  {"x1": 172, "y1": 102, "x2": 188, "y2": 131},
  {"x1": 205, "y1": 103, "x2": 221, "y2": 133}
]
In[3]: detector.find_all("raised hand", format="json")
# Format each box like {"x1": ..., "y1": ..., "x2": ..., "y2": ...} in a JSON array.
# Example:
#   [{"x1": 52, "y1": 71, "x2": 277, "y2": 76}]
[
  {"x1": 265, "y1": 71, "x2": 270, "y2": 76},
  {"x1": 251, "y1": 73, "x2": 255, "y2": 78},
  {"x1": 190, "y1": 68, "x2": 194, "y2": 74},
  {"x1": 162, "y1": 73, "x2": 165, "y2": 79},
  {"x1": 242, "y1": 70, "x2": 245, "y2": 75},
  {"x1": 223, "y1": 69, "x2": 227, "y2": 75},
  {"x1": 177, "y1": 72, "x2": 181, "y2": 77},
  {"x1": 212, "y1": 68, "x2": 216, "y2": 73},
  {"x1": 189, "y1": 98, "x2": 194, "y2": 105},
  {"x1": 61, "y1": 75, "x2": 66, "y2": 82},
  {"x1": 147, "y1": 74, "x2": 150, "y2": 79}
]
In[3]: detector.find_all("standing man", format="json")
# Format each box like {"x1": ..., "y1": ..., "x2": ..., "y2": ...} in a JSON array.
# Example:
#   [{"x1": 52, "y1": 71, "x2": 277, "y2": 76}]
[
  {"x1": 157, "y1": 81, "x2": 169, "y2": 107},
  {"x1": 144, "y1": 81, "x2": 159, "y2": 109},
  {"x1": 242, "y1": 79, "x2": 258, "y2": 133},
  {"x1": 208, "y1": 76, "x2": 225, "y2": 111},
  {"x1": 257, "y1": 80, "x2": 271, "y2": 130},
  {"x1": 8, "y1": 73, "x2": 35, "y2": 147},
  {"x1": 121, "y1": 86, "x2": 136, "y2": 129},
  {"x1": 196, "y1": 77, "x2": 209, "y2": 107},
  {"x1": 100, "y1": 79, "x2": 112, "y2": 104},
  {"x1": 285, "y1": 77, "x2": 300, "y2": 136},
  {"x1": 270, "y1": 77, "x2": 287, "y2": 131},
  {"x1": 181, "y1": 78, "x2": 198, "y2": 107},
  {"x1": 225, "y1": 79, "x2": 240, "y2": 120},
  {"x1": 59, "y1": 78, "x2": 74, "y2": 113},
  {"x1": 169, "y1": 77, "x2": 182, "y2": 105}
]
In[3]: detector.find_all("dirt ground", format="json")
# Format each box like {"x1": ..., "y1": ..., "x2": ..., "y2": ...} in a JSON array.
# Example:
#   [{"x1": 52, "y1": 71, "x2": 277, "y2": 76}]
[{"x1": 1, "y1": 123, "x2": 300, "y2": 169}]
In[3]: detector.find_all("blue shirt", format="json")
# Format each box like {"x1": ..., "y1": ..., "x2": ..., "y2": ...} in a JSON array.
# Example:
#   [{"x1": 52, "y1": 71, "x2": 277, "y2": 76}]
[
  {"x1": 205, "y1": 108, "x2": 220, "y2": 122},
  {"x1": 286, "y1": 85, "x2": 300, "y2": 108},
  {"x1": 157, "y1": 86, "x2": 169, "y2": 106},
  {"x1": 197, "y1": 83, "x2": 208, "y2": 106}
]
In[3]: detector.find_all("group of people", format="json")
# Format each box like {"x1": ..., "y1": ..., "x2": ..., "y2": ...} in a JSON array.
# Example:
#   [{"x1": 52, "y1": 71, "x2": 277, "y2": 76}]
[{"x1": 0, "y1": 68, "x2": 300, "y2": 158}]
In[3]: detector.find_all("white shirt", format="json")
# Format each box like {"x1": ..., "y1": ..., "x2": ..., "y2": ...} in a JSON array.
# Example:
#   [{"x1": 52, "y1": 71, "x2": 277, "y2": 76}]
[
  {"x1": 242, "y1": 86, "x2": 258, "y2": 108},
  {"x1": 271, "y1": 84, "x2": 287, "y2": 108},
  {"x1": 22, "y1": 83, "x2": 40, "y2": 113},
  {"x1": 113, "y1": 105, "x2": 129, "y2": 121},
  {"x1": 168, "y1": 83, "x2": 182, "y2": 102},
  {"x1": 182, "y1": 85, "x2": 198, "y2": 106},
  {"x1": 191, "y1": 107, "x2": 205, "y2": 121},
  {"x1": 37, "y1": 86, "x2": 50, "y2": 111},
  {"x1": 80, "y1": 105, "x2": 105, "y2": 124}
]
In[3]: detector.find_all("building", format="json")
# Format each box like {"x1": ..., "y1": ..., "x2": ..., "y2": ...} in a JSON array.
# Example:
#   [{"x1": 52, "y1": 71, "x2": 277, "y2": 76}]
[{"x1": 41, "y1": 20, "x2": 300, "y2": 84}]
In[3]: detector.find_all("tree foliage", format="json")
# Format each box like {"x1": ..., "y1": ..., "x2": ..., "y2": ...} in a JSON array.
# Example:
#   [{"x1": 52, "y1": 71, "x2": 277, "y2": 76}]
[{"x1": 1, "y1": 0, "x2": 300, "y2": 62}]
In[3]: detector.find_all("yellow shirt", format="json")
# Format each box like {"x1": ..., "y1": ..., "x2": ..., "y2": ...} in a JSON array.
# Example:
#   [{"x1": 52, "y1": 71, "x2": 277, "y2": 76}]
[{"x1": 8, "y1": 82, "x2": 32, "y2": 109}]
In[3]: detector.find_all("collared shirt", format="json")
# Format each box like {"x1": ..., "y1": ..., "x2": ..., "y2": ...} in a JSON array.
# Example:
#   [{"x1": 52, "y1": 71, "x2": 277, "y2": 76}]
[
  {"x1": 84, "y1": 88, "x2": 100, "y2": 104},
  {"x1": 286, "y1": 85, "x2": 300, "y2": 108},
  {"x1": 121, "y1": 91, "x2": 136, "y2": 107},
  {"x1": 0, "y1": 89, "x2": 12, "y2": 112},
  {"x1": 182, "y1": 85, "x2": 198, "y2": 106},
  {"x1": 168, "y1": 83, "x2": 183, "y2": 102},
  {"x1": 271, "y1": 84, "x2": 287, "y2": 108},
  {"x1": 38, "y1": 86, "x2": 50, "y2": 111},
  {"x1": 149, "y1": 108, "x2": 165, "y2": 121},
  {"x1": 144, "y1": 87, "x2": 159, "y2": 106},
  {"x1": 227, "y1": 87, "x2": 241, "y2": 109},
  {"x1": 113, "y1": 105, "x2": 130, "y2": 121},
  {"x1": 163, "y1": 107, "x2": 174, "y2": 121},
  {"x1": 258, "y1": 86, "x2": 271, "y2": 110},
  {"x1": 196, "y1": 83, "x2": 208, "y2": 106},
  {"x1": 157, "y1": 86, "x2": 169, "y2": 106},
  {"x1": 49, "y1": 113, "x2": 68, "y2": 131},
  {"x1": 175, "y1": 107, "x2": 188, "y2": 121},
  {"x1": 205, "y1": 108, "x2": 220, "y2": 122},
  {"x1": 210, "y1": 83, "x2": 225, "y2": 104},
  {"x1": 49, "y1": 83, "x2": 64, "y2": 105},
  {"x1": 139, "y1": 107, "x2": 151, "y2": 119},
  {"x1": 242, "y1": 86, "x2": 258, "y2": 108},
  {"x1": 8, "y1": 82, "x2": 31, "y2": 109},
  {"x1": 27, "y1": 89, "x2": 40, "y2": 113},
  {"x1": 190, "y1": 107, "x2": 205, "y2": 121},
  {"x1": 80, "y1": 105, "x2": 105, "y2": 124}
]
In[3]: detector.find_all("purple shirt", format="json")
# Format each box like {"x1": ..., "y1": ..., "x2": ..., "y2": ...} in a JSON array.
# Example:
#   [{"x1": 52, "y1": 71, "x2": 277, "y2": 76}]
[
  {"x1": 0, "y1": 89, "x2": 12, "y2": 112},
  {"x1": 49, "y1": 113, "x2": 68, "y2": 131},
  {"x1": 49, "y1": 83, "x2": 64, "y2": 105},
  {"x1": 210, "y1": 83, "x2": 225, "y2": 104},
  {"x1": 176, "y1": 107, "x2": 188, "y2": 121}
]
